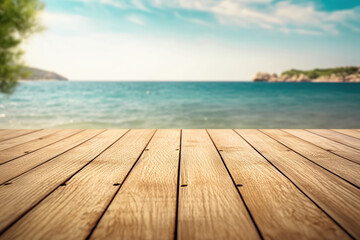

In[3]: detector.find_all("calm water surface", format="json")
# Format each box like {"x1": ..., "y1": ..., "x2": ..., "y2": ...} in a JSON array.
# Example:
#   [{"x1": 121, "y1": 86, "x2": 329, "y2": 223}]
[{"x1": 0, "y1": 81, "x2": 359, "y2": 129}]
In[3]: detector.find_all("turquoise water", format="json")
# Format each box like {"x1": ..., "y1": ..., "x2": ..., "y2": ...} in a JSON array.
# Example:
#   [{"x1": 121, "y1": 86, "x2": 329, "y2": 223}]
[{"x1": 0, "y1": 81, "x2": 359, "y2": 129}]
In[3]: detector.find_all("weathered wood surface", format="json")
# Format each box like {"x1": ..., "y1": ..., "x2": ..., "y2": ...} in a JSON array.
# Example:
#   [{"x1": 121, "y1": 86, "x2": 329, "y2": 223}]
[
  {"x1": 308, "y1": 129, "x2": 360, "y2": 150},
  {"x1": 0, "y1": 129, "x2": 81, "y2": 164},
  {"x1": 283, "y1": 129, "x2": 360, "y2": 164},
  {"x1": 235, "y1": 129, "x2": 360, "y2": 239},
  {"x1": 261, "y1": 129, "x2": 360, "y2": 186},
  {"x1": 332, "y1": 129, "x2": 360, "y2": 139},
  {"x1": 0, "y1": 130, "x2": 60, "y2": 152},
  {"x1": 0, "y1": 129, "x2": 359, "y2": 240},
  {"x1": 178, "y1": 130, "x2": 260, "y2": 240},
  {"x1": 91, "y1": 129, "x2": 176, "y2": 240},
  {"x1": 0, "y1": 129, "x2": 39, "y2": 142},
  {"x1": 208, "y1": 129, "x2": 349, "y2": 240}
]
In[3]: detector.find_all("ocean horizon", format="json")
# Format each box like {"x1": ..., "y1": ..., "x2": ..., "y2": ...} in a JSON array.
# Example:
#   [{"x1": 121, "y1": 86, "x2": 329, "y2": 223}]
[{"x1": 1, "y1": 81, "x2": 360, "y2": 129}]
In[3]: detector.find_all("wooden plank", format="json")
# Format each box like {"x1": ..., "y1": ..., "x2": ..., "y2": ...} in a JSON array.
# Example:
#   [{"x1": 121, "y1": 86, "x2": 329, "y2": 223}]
[
  {"x1": 1, "y1": 129, "x2": 154, "y2": 240},
  {"x1": 0, "y1": 129, "x2": 127, "y2": 234},
  {"x1": 332, "y1": 129, "x2": 360, "y2": 139},
  {"x1": 0, "y1": 130, "x2": 60, "y2": 152},
  {"x1": 177, "y1": 130, "x2": 260, "y2": 240},
  {"x1": 208, "y1": 129, "x2": 349, "y2": 239},
  {"x1": 284, "y1": 129, "x2": 360, "y2": 164},
  {"x1": 236, "y1": 129, "x2": 360, "y2": 239},
  {"x1": 308, "y1": 129, "x2": 360, "y2": 150},
  {"x1": 0, "y1": 129, "x2": 39, "y2": 142},
  {"x1": 91, "y1": 129, "x2": 178, "y2": 240},
  {"x1": 0, "y1": 129, "x2": 81, "y2": 164},
  {"x1": 261, "y1": 129, "x2": 360, "y2": 187},
  {"x1": 0, "y1": 130, "x2": 101, "y2": 184}
]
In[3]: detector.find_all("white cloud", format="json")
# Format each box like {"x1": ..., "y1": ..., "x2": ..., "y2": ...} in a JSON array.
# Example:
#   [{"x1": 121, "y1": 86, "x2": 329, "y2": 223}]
[
  {"x1": 174, "y1": 12, "x2": 213, "y2": 27},
  {"x1": 40, "y1": 11, "x2": 91, "y2": 33},
  {"x1": 76, "y1": 0, "x2": 151, "y2": 10},
  {"x1": 149, "y1": 0, "x2": 360, "y2": 35},
  {"x1": 212, "y1": 0, "x2": 281, "y2": 27},
  {"x1": 279, "y1": 27, "x2": 322, "y2": 35},
  {"x1": 293, "y1": 29, "x2": 322, "y2": 36},
  {"x1": 76, "y1": 0, "x2": 128, "y2": 8},
  {"x1": 131, "y1": 0, "x2": 150, "y2": 11},
  {"x1": 72, "y1": 0, "x2": 360, "y2": 35},
  {"x1": 126, "y1": 15, "x2": 145, "y2": 25},
  {"x1": 212, "y1": 0, "x2": 358, "y2": 34},
  {"x1": 100, "y1": 0, "x2": 126, "y2": 8}
]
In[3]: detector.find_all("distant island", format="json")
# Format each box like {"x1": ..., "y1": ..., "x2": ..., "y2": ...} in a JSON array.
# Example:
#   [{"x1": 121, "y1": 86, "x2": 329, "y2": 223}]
[
  {"x1": 253, "y1": 66, "x2": 360, "y2": 82},
  {"x1": 21, "y1": 67, "x2": 68, "y2": 81}
]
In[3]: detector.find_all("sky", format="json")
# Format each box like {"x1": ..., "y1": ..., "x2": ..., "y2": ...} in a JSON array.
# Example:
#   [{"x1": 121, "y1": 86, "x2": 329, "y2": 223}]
[{"x1": 24, "y1": 0, "x2": 360, "y2": 81}]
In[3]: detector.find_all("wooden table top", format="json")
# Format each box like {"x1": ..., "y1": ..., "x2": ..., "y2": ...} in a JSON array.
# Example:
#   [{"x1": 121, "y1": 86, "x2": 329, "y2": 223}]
[{"x1": 0, "y1": 129, "x2": 359, "y2": 239}]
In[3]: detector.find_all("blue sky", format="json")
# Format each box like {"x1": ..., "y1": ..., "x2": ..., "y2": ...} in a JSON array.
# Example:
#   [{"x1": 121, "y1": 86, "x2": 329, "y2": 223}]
[{"x1": 24, "y1": 0, "x2": 360, "y2": 80}]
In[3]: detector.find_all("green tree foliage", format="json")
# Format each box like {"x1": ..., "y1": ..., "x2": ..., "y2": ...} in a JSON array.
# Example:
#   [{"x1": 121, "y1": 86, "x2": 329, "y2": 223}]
[
  {"x1": 0, "y1": 0, "x2": 44, "y2": 93},
  {"x1": 282, "y1": 66, "x2": 358, "y2": 79}
]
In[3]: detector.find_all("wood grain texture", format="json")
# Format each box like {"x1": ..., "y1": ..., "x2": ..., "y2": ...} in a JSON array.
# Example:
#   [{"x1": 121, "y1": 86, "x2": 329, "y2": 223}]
[
  {"x1": 0, "y1": 129, "x2": 39, "y2": 142},
  {"x1": 0, "y1": 130, "x2": 60, "y2": 152},
  {"x1": 308, "y1": 129, "x2": 360, "y2": 150},
  {"x1": 284, "y1": 129, "x2": 360, "y2": 164},
  {"x1": 91, "y1": 129, "x2": 178, "y2": 240},
  {"x1": 332, "y1": 129, "x2": 360, "y2": 139},
  {"x1": 261, "y1": 129, "x2": 360, "y2": 187},
  {"x1": 0, "y1": 129, "x2": 81, "y2": 164},
  {"x1": 177, "y1": 129, "x2": 260, "y2": 240},
  {"x1": 0, "y1": 129, "x2": 359, "y2": 240},
  {"x1": 1, "y1": 129, "x2": 154, "y2": 240},
  {"x1": 0, "y1": 130, "x2": 126, "y2": 234},
  {"x1": 0, "y1": 130, "x2": 101, "y2": 184},
  {"x1": 236, "y1": 129, "x2": 360, "y2": 239},
  {"x1": 208, "y1": 129, "x2": 349, "y2": 240}
]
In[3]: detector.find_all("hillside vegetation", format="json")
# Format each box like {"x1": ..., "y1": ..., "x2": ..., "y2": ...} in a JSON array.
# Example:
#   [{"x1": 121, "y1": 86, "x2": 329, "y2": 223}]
[
  {"x1": 281, "y1": 66, "x2": 358, "y2": 78},
  {"x1": 253, "y1": 66, "x2": 360, "y2": 82}
]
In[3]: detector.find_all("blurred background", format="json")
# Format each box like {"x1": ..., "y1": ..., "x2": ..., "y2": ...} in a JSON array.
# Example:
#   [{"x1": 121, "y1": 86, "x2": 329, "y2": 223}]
[{"x1": 0, "y1": 0, "x2": 359, "y2": 128}]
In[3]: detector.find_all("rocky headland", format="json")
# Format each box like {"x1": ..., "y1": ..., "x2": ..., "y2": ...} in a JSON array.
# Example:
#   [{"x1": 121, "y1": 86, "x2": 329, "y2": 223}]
[
  {"x1": 253, "y1": 66, "x2": 360, "y2": 82},
  {"x1": 22, "y1": 67, "x2": 68, "y2": 81}
]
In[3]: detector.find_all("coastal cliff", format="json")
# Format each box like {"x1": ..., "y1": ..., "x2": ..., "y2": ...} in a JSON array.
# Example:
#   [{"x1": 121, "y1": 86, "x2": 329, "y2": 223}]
[
  {"x1": 253, "y1": 66, "x2": 360, "y2": 82},
  {"x1": 22, "y1": 67, "x2": 68, "y2": 81}
]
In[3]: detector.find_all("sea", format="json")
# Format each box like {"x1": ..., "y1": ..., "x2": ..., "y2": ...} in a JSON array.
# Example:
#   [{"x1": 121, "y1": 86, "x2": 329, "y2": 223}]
[{"x1": 0, "y1": 81, "x2": 359, "y2": 129}]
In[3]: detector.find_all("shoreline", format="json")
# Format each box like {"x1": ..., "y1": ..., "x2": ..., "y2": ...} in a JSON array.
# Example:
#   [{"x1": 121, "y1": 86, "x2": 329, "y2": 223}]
[
  {"x1": 252, "y1": 66, "x2": 360, "y2": 83},
  {"x1": 17, "y1": 80, "x2": 360, "y2": 83}
]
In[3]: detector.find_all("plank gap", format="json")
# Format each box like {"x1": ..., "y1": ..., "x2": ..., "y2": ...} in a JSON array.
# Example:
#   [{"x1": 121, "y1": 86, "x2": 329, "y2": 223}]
[
  {"x1": 0, "y1": 130, "x2": 106, "y2": 185},
  {"x1": 205, "y1": 129, "x2": 264, "y2": 240},
  {"x1": 0, "y1": 130, "x2": 129, "y2": 236},
  {"x1": 234, "y1": 129, "x2": 356, "y2": 239},
  {"x1": 85, "y1": 130, "x2": 157, "y2": 240},
  {"x1": 174, "y1": 129, "x2": 183, "y2": 240},
  {"x1": 260, "y1": 130, "x2": 360, "y2": 189}
]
